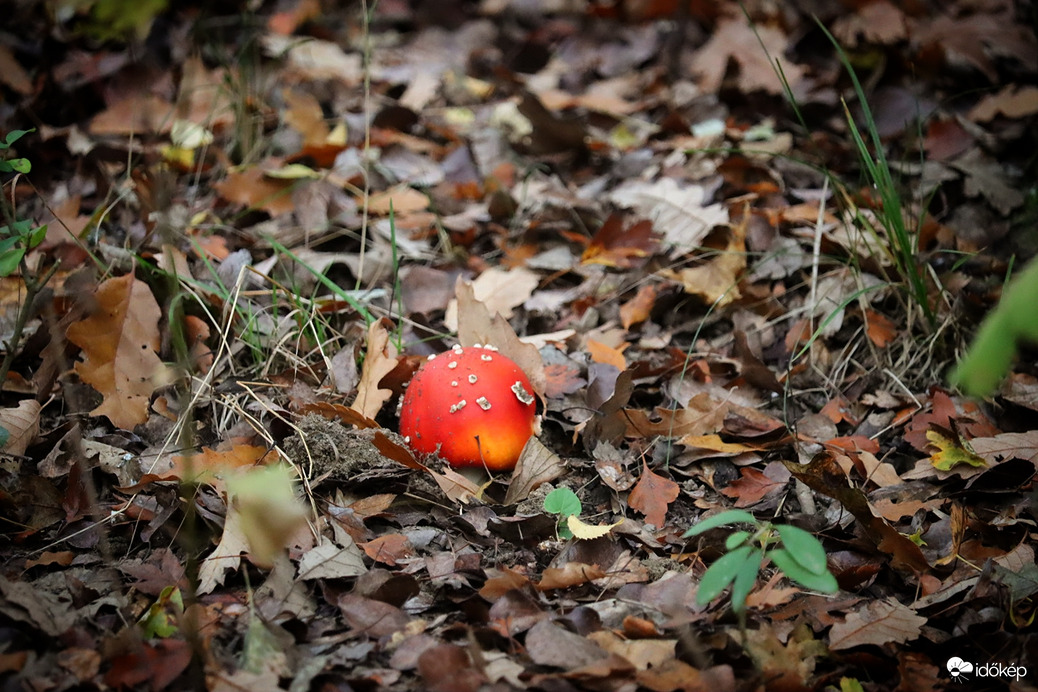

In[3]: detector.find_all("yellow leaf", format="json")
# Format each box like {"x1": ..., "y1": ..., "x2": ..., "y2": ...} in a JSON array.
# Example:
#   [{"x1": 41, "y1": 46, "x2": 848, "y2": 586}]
[
  {"x1": 567, "y1": 514, "x2": 622, "y2": 540},
  {"x1": 927, "y1": 428, "x2": 986, "y2": 471},
  {"x1": 226, "y1": 464, "x2": 309, "y2": 568}
]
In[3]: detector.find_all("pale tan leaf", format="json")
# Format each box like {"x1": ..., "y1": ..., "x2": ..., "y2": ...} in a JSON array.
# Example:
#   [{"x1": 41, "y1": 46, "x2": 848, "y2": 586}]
[
  {"x1": 453, "y1": 278, "x2": 546, "y2": 399},
  {"x1": 0, "y1": 400, "x2": 41, "y2": 456},
  {"x1": 297, "y1": 536, "x2": 367, "y2": 581},
  {"x1": 828, "y1": 598, "x2": 926, "y2": 650},
  {"x1": 198, "y1": 503, "x2": 249, "y2": 595}
]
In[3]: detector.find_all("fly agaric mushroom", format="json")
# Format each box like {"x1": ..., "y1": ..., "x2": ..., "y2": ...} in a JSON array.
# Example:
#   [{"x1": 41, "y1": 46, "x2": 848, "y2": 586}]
[{"x1": 400, "y1": 345, "x2": 536, "y2": 471}]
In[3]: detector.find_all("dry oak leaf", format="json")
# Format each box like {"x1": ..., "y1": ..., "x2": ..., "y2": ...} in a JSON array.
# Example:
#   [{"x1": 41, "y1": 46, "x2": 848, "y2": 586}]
[
  {"x1": 828, "y1": 598, "x2": 926, "y2": 650},
  {"x1": 350, "y1": 318, "x2": 399, "y2": 420},
  {"x1": 66, "y1": 274, "x2": 168, "y2": 430},
  {"x1": 628, "y1": 460, "x2": 680, "y2": 528}
]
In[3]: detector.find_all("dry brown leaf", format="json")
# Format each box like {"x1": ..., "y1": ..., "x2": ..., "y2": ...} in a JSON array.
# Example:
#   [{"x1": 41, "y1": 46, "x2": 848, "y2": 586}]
[
  {"x1": 213, "y1": 166, "x2": 297, "y2": 217},
  {"x1": 0, "y1": 46, "x2": 32, "y2": 95},
  {"x1": 690, "y1": 16, "x2": 805, "y2": 94},
  {"x1": 536, "y1": 562, "x2": 606, "y2": 590},
  {"x1": 429, "y1": 466, "x2": 481, "y2": 504},
  {"x1": 658, "y1": 227, "x2": 746, "y2": 306},
  {"x1": 628, "y1": 461, "x2": 680, "y2": 528},
  {"x1": 367, "y1": 185, "x2": 429, "y2": 215},
  {"x1": 0, "y1": 400, "x2": 41, "y2": 456},
  {"x1": 166, "y1": 443, "x2": 275, "y2": 493},
  {"x1": 359, "y1": 534, "x2": 413, "y2": 566},
  {"x1": 720, "y1": 464, "x2": 789, "y2": 508},
  {"x1": 619, "y1": 284, "x2": 658, "y2": 330},
  {"x1": 970, "y1": 85, "x2": 1038, "y2": 121},
  {"x1": 66, "y1": 274, "x2": 168, "y2": 430},
  {"x1": 828, "y1": 598, "x2": 927, "y2": 650},
  {"x1": 350, "y1": 318, "x2": 399, "y2": 420},
  {"x1": 505, "y1": 436, "x2": 565, "y2": 505},
  {"x1": 587, "y1": 339, "x2": 627, "y2": 370},
  {"x1": 624, "y1": 394, "x2": 729, "y2": 439},
  {"x1": 453, "y1": 278, "x2": 546, "y2": 399},
  {"x1": 197, "y1": 502, "x2": 249, "y2": 594},
  {"x1": 88, "y1": 94, "x2": 174, "y2": 135},
  {"x1": 445, "y1": 267, "x2": 539, "y2": 332},
  {"x1": 581, "y1": 215, "x2": 659, "y2": 269}
]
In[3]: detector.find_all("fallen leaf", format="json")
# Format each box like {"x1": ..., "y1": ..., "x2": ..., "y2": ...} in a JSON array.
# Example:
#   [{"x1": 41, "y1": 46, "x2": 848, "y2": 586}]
[
  {"x1": 785, "y1": 452, "x2": 930, "y2": 573},
  {"x1": 213, "y1": 165, "x2": 297, "y2": 217},
  {"x1": 828, "y1": 598, "x2": 927, "y2": 650},
  {"x1": 587, "y1": 339, "x2": 627, "y2": 370},
  {"x1": 0, "y1": 400, "x2": 41, "y2": 456},
  {"x1": 536, "y1": 562, "x2": 607, "y2": 590},
  {"x1": 297, "y1": 536, "x2": 367, "y2": 580},
  {"x1": 581, "y1": 214, "x2": 659, "y2": 268},
  {"x1": 568, "y1": 514, "x2": 623, "y2": 540},
  {"x1": 367, "y1": 184, "x2": 429, "y2": 215},
  {"x1": 658, "y1": 225, "x2": 746, "y2": 306},
  {"x1": 721, "y1": 464, "x2": 789, "y2": 508},
  {"x1": 359, "y1": 533, "x2": 413, "y2": 566},
  {"x1": 927, "y1": 426, "x2": 986, "y2": 471},
  {"x1": 350, "y1": 318, "x2": 399, "y2": 419},
  {"x1": 610, "y1": 177, "x2": 728, "y2": 253},
  {"x1": 690, "y1": 16, "x2": 805, "y2": 94},
  {"x1": 628, "y1": 461, "x2": 680, "y2": 528},
  {"x1": 619, "y1": 283, "x2": 658, "y2": 329},
  {"x1": 66, "y1": 274, "x2": 169, "y2": 430},
  {"x1": 505, "y1": 436, "x2": 566, "y2": 505}
]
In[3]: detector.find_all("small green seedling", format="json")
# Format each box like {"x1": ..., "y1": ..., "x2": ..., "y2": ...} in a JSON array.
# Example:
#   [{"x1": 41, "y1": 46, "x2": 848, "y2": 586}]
[
  {"x1": 0, "y1": 130, "x2": 47, "y2": 277},
  {"x1": 543, "y1": 487, "x2": 582, "y2": 539},
  {"x1": 684, "y1": 510, "x2": 838, "y2": 616}
]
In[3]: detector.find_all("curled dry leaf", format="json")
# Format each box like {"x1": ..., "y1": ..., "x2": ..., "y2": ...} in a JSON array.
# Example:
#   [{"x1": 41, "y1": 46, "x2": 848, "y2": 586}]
[{"x1": 0, "y1": 399, "x2": 41, "y2": 456}]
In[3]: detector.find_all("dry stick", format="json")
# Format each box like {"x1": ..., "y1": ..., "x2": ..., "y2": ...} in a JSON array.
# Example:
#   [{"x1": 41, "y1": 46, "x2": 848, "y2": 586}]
[
  {"x1": 794, "y1": 177, "x2": 831, "y2": 518},
  {"x1": 355, "y1": 0, "x2": 375, "y2": 290}
]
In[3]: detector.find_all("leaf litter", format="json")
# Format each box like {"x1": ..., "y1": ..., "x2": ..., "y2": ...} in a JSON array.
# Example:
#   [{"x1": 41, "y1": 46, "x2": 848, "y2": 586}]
[{"x1": 0, "y1": 1, "x2": 1036, "y2": 690}]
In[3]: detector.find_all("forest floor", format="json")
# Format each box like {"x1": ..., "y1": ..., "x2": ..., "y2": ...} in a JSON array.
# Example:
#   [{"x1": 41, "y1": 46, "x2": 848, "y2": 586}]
[{"x1": 1, "y1": 1, "x2": 1037, "y2": 690}]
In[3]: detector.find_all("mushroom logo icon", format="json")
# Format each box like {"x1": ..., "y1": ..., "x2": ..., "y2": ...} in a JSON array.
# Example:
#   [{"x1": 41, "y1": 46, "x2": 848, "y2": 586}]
[{"x1": 947, "y1": 657, "x2": 973, "y2": 682}]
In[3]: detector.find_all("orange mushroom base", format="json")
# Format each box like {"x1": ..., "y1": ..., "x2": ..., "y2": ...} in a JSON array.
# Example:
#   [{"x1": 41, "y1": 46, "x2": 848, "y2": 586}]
[{"x1": 399, "y1": 346, "x2": 536, "y2": 472}]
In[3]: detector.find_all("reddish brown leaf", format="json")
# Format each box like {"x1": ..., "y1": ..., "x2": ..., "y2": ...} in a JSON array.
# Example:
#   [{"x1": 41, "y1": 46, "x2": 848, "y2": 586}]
[
  {"x1": 720, "y1": 464, "x2": 789, "y2": 508},
  {"x1": 582, "y1": 214, "x2": 660, "y2": 269},
  {"x1": 628, "y1": 461, "x2": 680, "y2": 528},
  {"x1": 360, "y1": 534, "x2": 413, "y2": 566}
]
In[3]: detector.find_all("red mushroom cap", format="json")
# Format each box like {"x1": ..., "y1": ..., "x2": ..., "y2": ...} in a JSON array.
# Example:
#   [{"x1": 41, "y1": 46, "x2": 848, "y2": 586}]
[{"x1": 399, "y1": 345, "x2": 536, "y2": 471}]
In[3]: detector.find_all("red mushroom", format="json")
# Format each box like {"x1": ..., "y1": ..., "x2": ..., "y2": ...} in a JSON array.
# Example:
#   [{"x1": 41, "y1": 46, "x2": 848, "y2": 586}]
[{"x1": 399, "y1": 345, "x2": 536, "y2": 471}]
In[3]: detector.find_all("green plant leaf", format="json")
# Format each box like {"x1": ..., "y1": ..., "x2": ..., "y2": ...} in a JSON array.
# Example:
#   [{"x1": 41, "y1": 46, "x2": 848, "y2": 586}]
[
  {"x1": 0, "y1": 425, "x2": 9, "y2": 448},
  {"x1": 3, "y1": 129, "x2": 32, "y2": 147},
  {"x1": 725, "y1": 530, "x2": 751, "y2": 550},
  {"x1": 0, "y1": 248, "x2": 25, "y2": 277},
  {"x1": 776, "y1": 524, "x2": 829, "y2": 575},
  {"x1": 28, "y1": 224, "x2": 47, "y2": 248},
  {"x1": 951, "y1": 259, "x2": 1038, "y2": 396},
  {"x1": 683, "y1": 509, "x2": 756, "y2": 537},
  {"x1": 730, "y1": 547, "x2": 763, "y2": 614},
  {"x1": 696, "y1": 544, "x2": 754, "y2": 606},
  {"x1": 543, "y1": 487, "x2": 581, "y2": 518},
  {"x1": 4, "y1": 158, "x2": 30, "y2": 174},
  {"x1": 768, "y1": 548, "x2": 839, "y2": 593}
]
